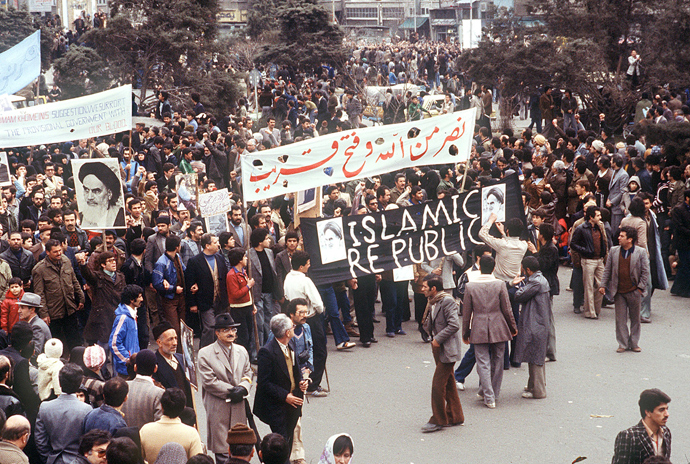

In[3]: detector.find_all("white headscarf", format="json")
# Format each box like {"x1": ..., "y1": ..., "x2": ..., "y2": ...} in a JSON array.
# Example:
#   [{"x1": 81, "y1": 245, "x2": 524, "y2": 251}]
[{"x1": 317, "y1": 433, "x2": 354, "y2": 464}]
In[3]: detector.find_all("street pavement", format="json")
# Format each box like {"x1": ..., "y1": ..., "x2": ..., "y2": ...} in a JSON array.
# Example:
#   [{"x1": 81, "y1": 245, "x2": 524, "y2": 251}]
[{"x1": 194, "y1": 265, "x2": 690, "y2": 464}]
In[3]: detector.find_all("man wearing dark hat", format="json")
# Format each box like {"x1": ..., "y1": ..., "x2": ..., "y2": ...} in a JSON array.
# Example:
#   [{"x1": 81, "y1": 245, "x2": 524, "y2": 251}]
[
  {"x1": 226, "y1": 423, "x2": 258, "y2": 464},
  {"x1": 17, "y1": 292, "x2": 51, "y2": 358},
  {"x1": 151, "y1": 322, "x2": 193, "y2": 407},
  {"x1": 198, "y1": 313, "x2": 252, "y2": 464}
]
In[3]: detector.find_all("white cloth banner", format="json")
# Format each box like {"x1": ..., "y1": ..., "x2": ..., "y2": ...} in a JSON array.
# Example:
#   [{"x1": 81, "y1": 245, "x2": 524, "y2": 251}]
[
  {"x1": 241, "y1": 108, "x2": 475, "y2": 202},
  {"x1": 0, "y1": 31, "x2": 41, "y2": 96},
  {"x1": 0, "y1": 85, "x2": 132, "y2": 147}
]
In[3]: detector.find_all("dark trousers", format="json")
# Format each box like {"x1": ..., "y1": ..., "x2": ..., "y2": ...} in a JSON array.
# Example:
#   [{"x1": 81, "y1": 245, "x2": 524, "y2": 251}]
[
  {"x1": 571, "y1": 266, "x2": 584, "y2": 309},
  {"x1": 414, "y1": 292, "x2": 427, "y2": 324},
  {"x1": 504, "y1": 285, "x2": 520, "y2": 369},
  {"x1": 396, "y1": 280, "x2": 411, "y2": 322},
  {"x1": 161, "y1": 294, "x2": 186, "y2": 337},
  {"x1": 352, "y1": 274, "x2": 376, "y2": 343},
  {"x1": 306, "y1": 312, "x2": 327, "y2": 391},
  {"x1": 671, "y1": 249, "x2": 690, "y2": 297},
  {"x1": 335, "y1": 289, "x2": 352, "y2": 324},
  {"x1": 430, "y1": 344, "x2": 464, "y2": 426},
  {"x1": 454, "y1": 344, "x2": 476, "y2": 383},
  {"x1": 380, "y1": 280, "x2": 402, "y2": 334},
  {"x1": 231, "y1": 304, "x2": 254, "y2": 357},
  {"x1": 137, "y1": 304, "x2": 149, "y2": 350},
  {"x1": 49, "y1": 312, "x2": 81, "y2": 356}
]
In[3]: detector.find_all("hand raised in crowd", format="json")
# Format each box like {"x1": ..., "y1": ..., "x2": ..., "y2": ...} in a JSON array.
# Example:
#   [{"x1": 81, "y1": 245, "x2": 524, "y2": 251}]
[{"x1": 495, "y1": 221, "x2": 505, "y2": 236}]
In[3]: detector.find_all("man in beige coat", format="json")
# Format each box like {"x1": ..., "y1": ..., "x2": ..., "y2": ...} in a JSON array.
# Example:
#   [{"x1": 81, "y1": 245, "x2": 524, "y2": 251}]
[
  {"x1": 198, "y1": 313, "x2": 253, "y2": 464},
  {"x1": 462, "y1": 256, "x2": 517, "y2": 409}
]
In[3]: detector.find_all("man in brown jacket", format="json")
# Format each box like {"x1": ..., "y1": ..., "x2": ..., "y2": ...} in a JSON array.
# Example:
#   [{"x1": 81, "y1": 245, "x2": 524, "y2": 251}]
[
  {"x1": 462, "y1": 255, "x2": 517, "y2": 409},
  {"x1": 32, "y1": 239, "x2": 84, "y2": 354}
]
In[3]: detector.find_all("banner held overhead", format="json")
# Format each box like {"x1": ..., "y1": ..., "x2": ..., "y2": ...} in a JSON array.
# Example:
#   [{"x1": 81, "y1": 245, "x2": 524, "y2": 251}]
[
  {"x1": 0, "y1": 30, "x2": 41, "y2": 96},
  {"x1": 241, "y1": 108, "x2": 476, "y2": 202},
  {"x1": 0, "y1": 85, "x2": 132, "y2": 147}
]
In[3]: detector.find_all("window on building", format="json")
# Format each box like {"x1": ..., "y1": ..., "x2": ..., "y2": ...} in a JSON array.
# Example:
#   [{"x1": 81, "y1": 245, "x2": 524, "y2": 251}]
[
  {"x1": 382, "y1": 7, "x2": 404, "y2": 18},
  {"x1": 346, "y1": 7, "x2": 378, "y2": 18}
]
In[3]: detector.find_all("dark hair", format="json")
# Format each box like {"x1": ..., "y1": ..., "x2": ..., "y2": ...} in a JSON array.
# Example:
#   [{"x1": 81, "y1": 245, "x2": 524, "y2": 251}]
[
  {"x1": 186, "y1": 455, "x2": 214, "y2": 464},
  {"x1": 260, "y1": 433, "x2": 289, "y2": 464},
  {"x1": 424, "y1": 275, "x2": 443, "y2": 292},
  {"x1": 219, "y1": 231, "x2": 234, "y2": 248},
  {"x1": 628, "y1": 197, "x2": 646, "y2": 218},
  {"x1": 160, "y1": 388, "x2": 187, "y2": 418},
  {"x1": 249, "y1": 213, "x2": 266, "y2": 230},
  {"x1": 130, "y1": 238, "x2": 146, "y2": 256},
  {"x1": 44, "y1": 238, "x2": 61, "y2": 253},
  {"x1": 105, "y1": 437, "x2": 140, "y2": 464},
  {"x1": 133, "y1": 349, "x2": 157, "y2": 376},
  {"x1": 78, "y1": 429, "x2": 112, "y2": 456},
  {"x1": 521, "y1": 256, "x2": 540, "y2": 272},
  {"x1": 8, "y1": 276, "x2": 22, "y2": 287},
  {"x1": 230, "y1": 443, "x2": 254, "y2": 458},
  {"x1": 333, "y1": 434, "x2": 354, "y2": 456},
  {"x1": 532, "y1": 208, "x2": 546, "y2": 219},
  {"x1": 59, "y1": 363, "x2": 84, "y2": 394},
  {"x1": 585, "y1": 205, "x2": 599, "y2": 220},
  {"x1": 187, "y1": 220, "x2": 204, "y2": 237},
  {"x1": 227, "y1": 247, "x2": 246, "y2": 267},
  {"x1": 200, "y1": 233, "x2": 215, "y2": 249},
  {"x1": 291, "y1": 250, "x2": 310, "y2": 270},
  {"x1": 639, "y1": 388, "x2": 671, "y2": 418},
  {"x1": 284, "y1": 231, "x2": 300, "y2": 242},
  {"x1": 165, "y1": 234, "x2": 181, "y2": 252},
  {"x1": 250, "y1": 228, "x2": 270, "y2": 248},
  {"x1": 120, "y1": 284, "x2": 143, "y2": 306},
  {"x1": 505, "y1": 218, "x2": 524, "y2": 237},
  {"x1": 287, "y1": 298, "x2": 308, "y2": 315},
  {"x1": 479, "y1": 255, "x2": 495, "y2": 274},
  {"x1": 78, "y1": 162, "x2": 121, "y2": 207},
  {"x1": 539, "y1": 223, "x2": 554, "y2": 243},
  {"x1": 619, "y1": 225, "x2": 638, "y2": 244},
  {"x1": 97, "y1": 251, "x2": 116, "y2": 268},
  {"x1": 103, "y1": 377, "x2": 129, "y2": 408},
  {"x1": 472, "y1": 244, "x2": 492, "y2": 261}
]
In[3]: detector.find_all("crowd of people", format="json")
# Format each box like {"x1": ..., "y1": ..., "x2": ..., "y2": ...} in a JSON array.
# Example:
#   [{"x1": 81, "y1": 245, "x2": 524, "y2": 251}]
[{"x1": 0, "y1": 28, "x2": 688, "y2": 464}]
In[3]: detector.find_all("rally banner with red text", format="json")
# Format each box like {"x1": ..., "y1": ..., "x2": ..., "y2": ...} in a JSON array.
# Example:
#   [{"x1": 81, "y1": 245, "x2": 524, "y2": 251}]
[
  {"x1": 301, "y1": 174, "x2": 524, "y2": 286},
  {"x1": 0, "y1": 85, "x2": 132, "y2": 147},
  {"x1": 241, "y1": 108, "x2": 475, "y2": 202}
]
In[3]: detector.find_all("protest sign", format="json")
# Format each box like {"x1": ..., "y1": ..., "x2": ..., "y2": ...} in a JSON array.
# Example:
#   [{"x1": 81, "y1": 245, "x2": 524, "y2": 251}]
[
  {"x1": 0, "y1": 85, "x2": 132, "y2": 147},
  {"x1": 0, "y1": 152, "x2": 11, "y2": 187},
  {"x1": 241, "y1": 108, "x2": 475, "y2": 202},
  {"x1": 0, "y1": 31, "x2": 41, "y2": 96},
  {"x1": 301, "y1": 174, "x2": 524, "y2": 286},
  {"x1": 72, "y1": 158, "x2": 126, "y2": 228},
  {"x1": 180, "y1": 321, "x2": 197, "y2": 389},
  {"x1": 205, "y1": 213, "x2": 229, "y2": 236},
  {"x1": 175, "y1": 173, "x2": 198, "y2": 212},
  {"x1": 198, "y1": 188, "x2": 231, "y2": 217}
]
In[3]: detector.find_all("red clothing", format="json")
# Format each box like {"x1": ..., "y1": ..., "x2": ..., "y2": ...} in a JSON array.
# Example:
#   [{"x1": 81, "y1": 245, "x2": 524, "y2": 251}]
[
  {"x1": 1, "y1": 289, "x2": 23, "y2": 333},
  {"x1": 226, "y1": 266, "x2": 252, "y2": 307}
]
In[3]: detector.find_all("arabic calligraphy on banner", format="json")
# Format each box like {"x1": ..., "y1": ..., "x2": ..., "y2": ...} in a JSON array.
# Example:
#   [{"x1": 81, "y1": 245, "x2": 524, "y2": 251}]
[{"x1": 241, "y1": 108, "x2": 475, "y2": 202}]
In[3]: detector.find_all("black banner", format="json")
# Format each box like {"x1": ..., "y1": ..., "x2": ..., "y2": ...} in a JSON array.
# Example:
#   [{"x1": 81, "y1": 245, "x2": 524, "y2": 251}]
[{"x1": 302, "y1": 174, "x2": 524, "y2": 286}]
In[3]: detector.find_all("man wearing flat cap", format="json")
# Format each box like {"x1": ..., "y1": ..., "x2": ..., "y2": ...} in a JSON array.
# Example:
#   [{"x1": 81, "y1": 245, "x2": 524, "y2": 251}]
[
  {"x1": 226, "y1": 423, "x2": 258, "y2": 464},
  {"x1": 198, "y1": 313, "x2": 252, "y2": 464},
  {"x1": 151, "y1": 321, "x2": 193, "y2": 407}
]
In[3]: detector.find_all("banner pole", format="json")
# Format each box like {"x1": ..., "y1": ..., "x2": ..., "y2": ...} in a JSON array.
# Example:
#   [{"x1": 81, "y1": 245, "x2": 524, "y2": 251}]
[{"x1": 241, "y1": 205, "x2": 261, "y2": 361}]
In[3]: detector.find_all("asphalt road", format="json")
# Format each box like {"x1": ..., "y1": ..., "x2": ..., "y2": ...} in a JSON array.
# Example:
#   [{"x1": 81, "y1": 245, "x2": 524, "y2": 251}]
[{"x1": 193, "y1": 265, "x2": 690, "y2": 464}]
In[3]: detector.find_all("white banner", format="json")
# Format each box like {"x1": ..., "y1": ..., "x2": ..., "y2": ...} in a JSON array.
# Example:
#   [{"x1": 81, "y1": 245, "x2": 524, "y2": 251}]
[
  {"x1": 0, "y1": 85, "x2": 132, "y2": 147},
  {"x1": 241, "y1": 108, "x2": 475, "y2": 202},
  {"x1": 0, "y1": 30, "x2": 41, "y2": 96}
]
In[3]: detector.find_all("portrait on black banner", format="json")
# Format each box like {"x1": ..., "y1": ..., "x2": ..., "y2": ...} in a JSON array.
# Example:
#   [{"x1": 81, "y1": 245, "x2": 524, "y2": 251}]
[
  {"x1": 72, "y1": 158, "x2": 126, "y2": 228},
  {"x1": 481, "y1": 184, "x2": 506, "y2": 225},
  {"x1": 317, "y1": 217, "x2": 346, "y2": 264}
]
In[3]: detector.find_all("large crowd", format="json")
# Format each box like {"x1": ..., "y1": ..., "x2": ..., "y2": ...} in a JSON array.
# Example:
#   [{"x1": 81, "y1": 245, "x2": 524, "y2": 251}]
[{"x1": 0, "y1": 26, "x2": 688, "y2": 464}]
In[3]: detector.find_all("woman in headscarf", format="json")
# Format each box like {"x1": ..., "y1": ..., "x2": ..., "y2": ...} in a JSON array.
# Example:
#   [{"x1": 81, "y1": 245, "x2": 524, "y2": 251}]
[{"x1": 318, "y1": 433, "x2": 354, "y2": 464}]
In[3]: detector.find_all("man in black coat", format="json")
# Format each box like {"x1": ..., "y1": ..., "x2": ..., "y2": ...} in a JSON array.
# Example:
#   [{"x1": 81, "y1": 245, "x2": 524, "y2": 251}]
[
  {"x1": 151, "y1": 322, "x2": 193, "y2": 408},
  {"x1": 121, "y1": 238, "x2": 150, "y2": 350},
  {"x1": 185, "y1": 233, "x2": 229, "y2": 348},
  {"x1": 253, "y1": 314, "x2": 307, "y2": 455}
]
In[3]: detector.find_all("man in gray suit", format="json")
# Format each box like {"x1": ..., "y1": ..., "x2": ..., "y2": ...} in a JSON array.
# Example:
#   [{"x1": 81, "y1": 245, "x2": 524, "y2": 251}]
[
  {"x1": 420, "y1": 276, "x2": 464, "y2": 433},
  {"x1": 17, "y1": 292, "x2": 51, "y2": 358},
  {"x1": 34, "y1": 364, "x2": 93, "y2": 464},
  {"x1": 462, "y1": 256, "x2": 517, "y2": 410},
  {"x1": 248, "y1": 228, "x2": 279, "y2": 348},
  {"x1": 119, "y1": 349, "x2": 164, "y2": 429},
  {"x1": 228, "y1": 205, "x2": 250, "y2": 249},
  {"x1": 600, "y1": 226, "x2": 649, "y2": 353},
  {"x1": 607, "y1": 154, "x2": 630, "y2": 234}
]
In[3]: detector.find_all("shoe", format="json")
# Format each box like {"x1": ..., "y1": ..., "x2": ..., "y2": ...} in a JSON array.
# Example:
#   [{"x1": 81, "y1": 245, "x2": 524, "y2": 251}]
[
  {"x1": 346, "y1": 328, "x2": 360, "y2": 337},
  {"x1": 476, "y1": 393, "x2": 484, "y2": 400},
  {"x1": 362, "y1": 341, "x2": 371, "y2": 348},
  {"x1": 523, "y1": 386, "x2": 531, "y2": 392},
  {"x1": 485, "y1": 402, "x2": 496, "y2": 409},
  {"x1": 632, "y1": 347, "x2": 642, "y2": 352},
  {"x1": 386, "y1": 332, "x2": 395, "y2": 338},
  {"x1": 421, "y1": 422, "x2": 443, "y2": 433},
  {"x1": 307, "y1": 388, "x2": 328, "y2": 397},
  {"x1": 372, "y1": 318, "x2": 381, "y2": 323},
  {"x1": 522, "y1": 392, "x2": 534, "y2": 399},
  {"x1": 510, "y1": 362, "x2": 521, "y2": 368},
  {"x1": 545, "y1": 357, "x2": 556, "y2": 362},
  {"x1": 442, "y1": 422, "x2": 464, "y2": 427},
  {"x1": 641, "y1": 317, "x2": 651, "y2": 323},
  {"x1": 616, "y1": 347, "x2": 626, "y2": 353},
  {"x1": 419, "y1": 327, "x2": 430, "y2": 343},
  {"x1": 573, "y1": 306, "x2": 582, "y2": 314},
  {"x1": 292, "y1": 459, "x2": 307, "y2": 464},
  {"x1": 456, "y1": 382, "x2": 465, "y2": 391},
  {"x1": 566, "y1": 287, "x2": 573, "y2": 292},
  {"x1": 370, "y1": 337, "x2": 378, "y2": 343},
  {"x1": 336, "y1": 341, "x2": 356, "y2": 350},
  {"x1": 396, "y1": 329, "x2": 407, "y2": 335}
]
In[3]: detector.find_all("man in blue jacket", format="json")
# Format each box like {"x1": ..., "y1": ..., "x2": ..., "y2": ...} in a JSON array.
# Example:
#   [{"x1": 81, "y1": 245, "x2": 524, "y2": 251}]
[
  {"x1": 109, "y1": 285, "x2": 144, "y2": 376},
  {"x1": 152, "y1": 235, "x2": 186, "y2": 342}
]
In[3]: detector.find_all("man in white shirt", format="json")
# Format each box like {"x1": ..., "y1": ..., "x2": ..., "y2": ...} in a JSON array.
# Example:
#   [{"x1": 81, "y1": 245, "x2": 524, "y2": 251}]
[{"x1": 283, "y1": 250, "x2": 327, "y2": 396}]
